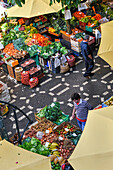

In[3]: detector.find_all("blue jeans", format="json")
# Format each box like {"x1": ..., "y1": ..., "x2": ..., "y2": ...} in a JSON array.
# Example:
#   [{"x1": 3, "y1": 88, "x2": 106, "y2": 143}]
[
  {"x1": 77, "y1": 119, "x2": 86, "y2": 131},
  {"x1": 84, "y1": 59, "x2": 94, "y2": 77}
]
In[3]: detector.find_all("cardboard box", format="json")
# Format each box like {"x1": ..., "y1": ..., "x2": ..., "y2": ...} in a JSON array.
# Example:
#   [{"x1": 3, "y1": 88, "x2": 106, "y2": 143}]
[{"x1": 71, "y1": 45, "x2": 81, "y2": 53}]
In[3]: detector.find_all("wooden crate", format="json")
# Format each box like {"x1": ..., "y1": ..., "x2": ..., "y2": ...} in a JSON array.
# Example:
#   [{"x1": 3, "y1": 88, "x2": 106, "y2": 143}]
[
  {"x1": 48, "y1": 31, "x2": 61, "y2": 37},
  {"x1": 71, "y1": 45, "x2": 81, "y2": 53},
  {"x1": 61, "y1": 30, "x2": 71, "y2": 42},
  {"x1": 53, "y1": 121, "x2": 82, "y2": 133},
  {"x1": 7, "y1": 65, "x2": 15, "y2": 78},
  {"x1": 70, "y1": 39, "x2": 81, "y2": 48},
  {"x1": 34, "y1": 112, "x2": 45, "y2": 122}
]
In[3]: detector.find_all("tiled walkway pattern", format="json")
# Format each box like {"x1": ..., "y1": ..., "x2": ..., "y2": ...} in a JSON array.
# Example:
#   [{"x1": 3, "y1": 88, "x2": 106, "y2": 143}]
[{"x1": 0, "y1": 54, "x2": 113, "y2": 137}]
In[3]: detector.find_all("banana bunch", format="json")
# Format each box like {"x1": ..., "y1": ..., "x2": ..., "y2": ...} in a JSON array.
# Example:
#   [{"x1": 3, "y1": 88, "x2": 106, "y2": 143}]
[
  {"x1": 8, "y1": 0, "x2": 25, "y2": 7},
  {"x1": 48, "y1": 143, "x2": 59, "y2": 150},
  {"x1": 53, "y1": 151, "x2": 60, "y2": 157},
  {"x1": 48, "y1": 143, "x2": 60, "y2": 156}
]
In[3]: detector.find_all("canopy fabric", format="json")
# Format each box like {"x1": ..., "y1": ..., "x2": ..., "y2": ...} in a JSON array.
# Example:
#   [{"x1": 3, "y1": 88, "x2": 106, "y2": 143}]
[
  {"x1": 0, "y1": 140, "x2": 51, "y2": 170},
  {"x1": 6, "y1": 0, "x2": 63, "y2": 18},
  {"x1": 68, "y1": 106, "x2": 113, "y2": 170},
  {"x1": 98, "y1": 21, "x2": 113, "y2": 68}
]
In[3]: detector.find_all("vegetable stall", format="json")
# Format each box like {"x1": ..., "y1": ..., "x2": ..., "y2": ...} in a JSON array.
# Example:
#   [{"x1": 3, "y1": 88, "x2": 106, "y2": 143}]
[
  {"x1": 9, "y1": 101, "x2": 82, "y2": 170},
  {"x1": 0, "y1": 0, "x2": 112, "y2": 87}
]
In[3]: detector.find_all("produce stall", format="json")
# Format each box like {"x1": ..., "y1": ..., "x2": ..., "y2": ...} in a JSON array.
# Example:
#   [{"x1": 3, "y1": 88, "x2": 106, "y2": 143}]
[
  {"x1": 102, "y1": 96, "x2": 113, "y2": 108},
  {"x1": 7, "y1": 101, "x2": 82, "y2": 170},
  {"x1": 0, "y1": 0, "x2": 112, "y2": 80}
]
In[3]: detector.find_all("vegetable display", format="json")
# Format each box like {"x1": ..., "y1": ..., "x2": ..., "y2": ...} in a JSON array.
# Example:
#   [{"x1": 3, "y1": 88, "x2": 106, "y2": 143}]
[
  {"x1": 13, "y1": 38, "x2": 27, "y2": 51},
  {"x1": 26, "y1": 45, "x2": 38, "y2": 57},
  {"x1": 3, "y1": 43, "x2": 19, "y2": 56},
  {"x1": 49, "y1": 17, "x2": 67, "y2": 34},
  {"x1": 1, "y1": 29, "x2": 28, "y2": 47},
  {"x1": 65, "y1": 130, "x2": 82, "y2": 145},
  {"x1": 45, "y1": 102, "x2": 62, "y2": 121},
  {"x1": 38, "y1": 42, "x2": 68, "y2": 59},
  {"x1": 19, "y1": 137, "x2": 50, "y2": 156}
]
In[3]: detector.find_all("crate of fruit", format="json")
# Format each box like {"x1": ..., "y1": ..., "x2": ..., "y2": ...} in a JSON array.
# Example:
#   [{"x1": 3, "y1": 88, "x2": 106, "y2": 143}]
[
  {"x1": 53, "y1": 121, "x2": 81, "y2": 133},
  {"x1": 85, "y1": 24, "x2": 97, "y2": 32},
  {"x1": 79, "y1": 21, "x2": 87, "y2": 27},
  {"x1": 102, "y1": 96, "x2": 113, "y2": 108}
]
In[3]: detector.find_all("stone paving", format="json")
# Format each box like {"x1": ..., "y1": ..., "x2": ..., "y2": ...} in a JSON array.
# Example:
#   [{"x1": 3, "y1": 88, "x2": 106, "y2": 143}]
[{"x1": 0, "y1": 49, "x2": 113, "y2": 138}]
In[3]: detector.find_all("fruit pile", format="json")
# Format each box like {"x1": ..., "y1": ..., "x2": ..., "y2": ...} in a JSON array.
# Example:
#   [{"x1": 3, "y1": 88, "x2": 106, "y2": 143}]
[
  {"x1": 41, "y1": 133, "x2": 75, "y2": 159},
  {"x1": 73, "y1": 11, "x2": 86, "y2": 20},
  {"x1": 3, "y1": 43, "x2": 19, "y2": 57}
]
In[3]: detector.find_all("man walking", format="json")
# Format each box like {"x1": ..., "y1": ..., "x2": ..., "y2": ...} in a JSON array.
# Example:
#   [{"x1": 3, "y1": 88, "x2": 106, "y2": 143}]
[
  {"x1": 81, "y1": 35, "x2": 94, "y2": 79},
  {"x1": 70, "y1": 93, "x2": 93, "y2": 131}
]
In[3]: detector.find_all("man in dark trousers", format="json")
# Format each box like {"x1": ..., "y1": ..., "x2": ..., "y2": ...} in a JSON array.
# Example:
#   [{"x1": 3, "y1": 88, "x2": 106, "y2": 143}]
[
  {"x1": 70, "y1": 93, "x2": 93, "y2": 131},
  {"x1": 81, "y1": 35, "x2": 94, "y2": 79}
]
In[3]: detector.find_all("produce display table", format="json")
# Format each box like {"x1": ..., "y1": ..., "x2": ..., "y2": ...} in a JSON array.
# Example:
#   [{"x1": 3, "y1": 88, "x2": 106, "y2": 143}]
[
  {"x1": 8, "y1": 102, "x2": 81, "y2": 170},
  {"x1": 102, "y1": 96, "x2": 113, "y2": 108}
]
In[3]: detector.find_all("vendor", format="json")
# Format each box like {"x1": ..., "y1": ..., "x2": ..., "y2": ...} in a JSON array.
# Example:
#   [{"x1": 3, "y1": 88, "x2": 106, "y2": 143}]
[{"x1": 70, "y1": 93, "x2": 93, "y2": 131}]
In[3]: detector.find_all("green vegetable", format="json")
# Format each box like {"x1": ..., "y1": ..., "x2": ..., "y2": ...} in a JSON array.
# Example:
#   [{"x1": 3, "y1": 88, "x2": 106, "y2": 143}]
[
  {"x1": 13, "y1": 38, "x2": 27, "y2": 51},
  {"x1": 19, "y1": 137, "x2": 50, "y2": 156},
  {"x1": 27, "y1": 45, "x2": 38, "y2": 57},
  {"x1": 65, "y1": 130, "x2": 82, "y2": 145}
]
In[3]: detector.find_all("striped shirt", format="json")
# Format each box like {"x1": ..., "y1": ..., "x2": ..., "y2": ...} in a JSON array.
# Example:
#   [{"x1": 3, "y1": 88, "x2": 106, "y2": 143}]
[{"x1": 74, "y1": 99, "x2": 93, "y2": 120}]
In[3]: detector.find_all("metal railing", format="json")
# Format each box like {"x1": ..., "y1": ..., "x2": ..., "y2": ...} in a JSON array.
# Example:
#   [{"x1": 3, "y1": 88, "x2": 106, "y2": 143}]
[{"x1": 0, "y1": 100, "x2": 33, "y2": 144}]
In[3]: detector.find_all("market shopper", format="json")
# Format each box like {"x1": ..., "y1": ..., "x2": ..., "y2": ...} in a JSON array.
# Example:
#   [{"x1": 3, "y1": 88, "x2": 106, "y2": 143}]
[
  {"x1": 70, "y1": 93, "x2": 93, "y2": 131},
  {"x1": 81, "y1": 35, "x2": 94, "y2": 79}
]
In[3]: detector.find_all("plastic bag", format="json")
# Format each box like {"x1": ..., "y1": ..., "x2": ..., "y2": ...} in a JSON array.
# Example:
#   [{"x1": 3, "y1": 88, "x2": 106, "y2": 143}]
[{"x1": 36, "y1": 131, "x2": 44, "y2": 140}]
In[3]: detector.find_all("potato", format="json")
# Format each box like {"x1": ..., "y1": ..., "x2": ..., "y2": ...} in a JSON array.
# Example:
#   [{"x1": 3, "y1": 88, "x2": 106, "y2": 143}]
[{"x1": 50, "y1": 155, "x2": 56, "y2": 161}]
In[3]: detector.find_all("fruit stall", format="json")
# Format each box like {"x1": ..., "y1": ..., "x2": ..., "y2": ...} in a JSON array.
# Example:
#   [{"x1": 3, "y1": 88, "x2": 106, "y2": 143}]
[
  {"x1": 7, "y1": 101, "x2": 82, "y2": 170},
  {"x1": 0, "y1": 17, "x2": 71, "y2": 89},
  {"x1": 0, "y1": 0, "x2": 112, "y2": 85}
]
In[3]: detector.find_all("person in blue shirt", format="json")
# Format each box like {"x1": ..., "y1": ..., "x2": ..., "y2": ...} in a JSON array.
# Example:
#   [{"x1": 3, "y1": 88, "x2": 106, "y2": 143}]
[
  {"x1": 81, "y1": 35, "x2": 94, "y2": 79},
  {"x1": 70, "y1": 93, "x2": 93, "y2": 131}
]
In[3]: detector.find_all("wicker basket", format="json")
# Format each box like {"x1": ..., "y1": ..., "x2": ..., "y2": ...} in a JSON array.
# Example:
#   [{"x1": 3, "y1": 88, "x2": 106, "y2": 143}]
[
  {"x1": 15, "y1": 67, "x2": 23, "y2": 82},
  {"x1": 60, "y1": 63, "x2": 69, "y2": 73}
]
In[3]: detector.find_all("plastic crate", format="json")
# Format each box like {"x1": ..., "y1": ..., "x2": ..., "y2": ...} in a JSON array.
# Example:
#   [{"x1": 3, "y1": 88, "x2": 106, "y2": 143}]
[
  {"x1": 29, "y1": 69, "x2": 43, "y2": 78},
  {"x1": 79, "y1": 21, "x2": 87, "y2": 27},
  {"x1": 53, "y1": 113, "x2": 69, "y2": 125},
  {"x1": 85, "y1": 25, "x2": 97, "y2": 32},
  {"x1": 71, "y1": 49, "x2": 81, "y2": 57},
  {"x1": 20, "y1": 59, "x2": 36, "y2": 71},
  {"x1": 13, "y1": 53, "x2": 30, "y2": 63}
]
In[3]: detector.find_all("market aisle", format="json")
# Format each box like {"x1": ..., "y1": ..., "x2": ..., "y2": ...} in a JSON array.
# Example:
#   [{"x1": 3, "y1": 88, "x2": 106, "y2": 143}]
[{"x1": 0, "y1": 50, "x2": 113, "y2": 137}]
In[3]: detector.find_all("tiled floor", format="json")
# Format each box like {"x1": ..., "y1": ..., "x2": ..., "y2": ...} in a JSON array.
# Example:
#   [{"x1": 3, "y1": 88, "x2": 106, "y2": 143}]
[{"x1": 0, "y1": 51, "x2": 113, "y2": 138}]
